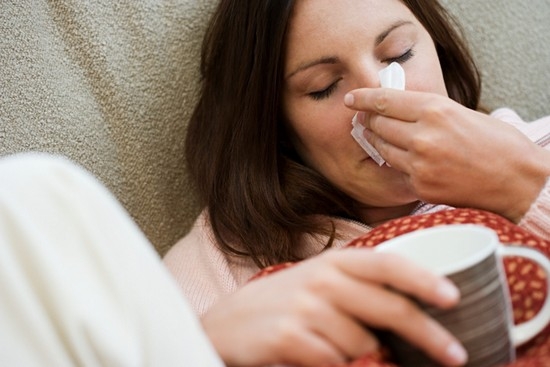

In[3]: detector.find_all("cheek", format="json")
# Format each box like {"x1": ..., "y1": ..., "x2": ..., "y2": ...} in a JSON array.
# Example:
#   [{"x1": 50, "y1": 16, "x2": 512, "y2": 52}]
[
  {"x1": 406, "y1": 45, "x2": 448, "y2": 96},
  {"x1": 287, "y1": 103, "x2": 355, "y2": 164},
  {"x1": 407, "y1": 69, "x2": 447, "y2": 96}
]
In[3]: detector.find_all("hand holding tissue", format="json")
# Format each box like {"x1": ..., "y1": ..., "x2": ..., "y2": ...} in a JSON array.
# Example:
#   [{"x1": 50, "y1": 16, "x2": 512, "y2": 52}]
[{"x1": 351, "y1": 62, "x2": 405, "y2": 166}]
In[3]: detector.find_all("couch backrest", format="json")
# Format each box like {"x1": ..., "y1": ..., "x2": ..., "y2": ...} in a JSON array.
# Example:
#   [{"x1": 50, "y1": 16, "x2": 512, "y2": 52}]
[
  {"x1": 441, "y1": 0, "x2": 550, "y2": 120},
  {"x1": 1, "y1": 0, "x2": 216, "y2": 254},
  {"x1": 1, "y1": 0, "x2": 549, "y2": 255}
]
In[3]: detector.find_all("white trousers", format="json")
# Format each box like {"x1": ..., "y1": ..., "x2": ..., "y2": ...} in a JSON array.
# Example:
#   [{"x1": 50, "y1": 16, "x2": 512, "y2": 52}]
[{"x1": 0, "y1": 153, "x2": 223, "y2": 367}]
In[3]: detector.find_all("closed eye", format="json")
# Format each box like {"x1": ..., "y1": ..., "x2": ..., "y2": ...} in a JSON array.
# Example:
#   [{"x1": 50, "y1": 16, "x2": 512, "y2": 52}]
[
  {"x1": 308, "y1": 79, "x2": 342, "y2": 101},
  {"x1": 384, "y1": 48, "x2": 414, "y2": 64}
]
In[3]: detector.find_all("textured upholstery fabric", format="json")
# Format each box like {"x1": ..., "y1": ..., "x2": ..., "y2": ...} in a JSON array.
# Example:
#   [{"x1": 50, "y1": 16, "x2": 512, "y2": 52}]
[
  {"x1": 1, "y1": 0, "x2": 216, "y2": 254},
  {"x1": 1, "y1": 0, "x2": 549, "y2": 254},
  {"x1": 440, "y1": 0, "x2": 550, "y2": 120}
]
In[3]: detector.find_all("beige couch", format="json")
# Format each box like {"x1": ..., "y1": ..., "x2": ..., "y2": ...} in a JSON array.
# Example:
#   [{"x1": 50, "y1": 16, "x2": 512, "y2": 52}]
[{"x1": 1, "y1": 0, "x2": 549, "y2": 255}]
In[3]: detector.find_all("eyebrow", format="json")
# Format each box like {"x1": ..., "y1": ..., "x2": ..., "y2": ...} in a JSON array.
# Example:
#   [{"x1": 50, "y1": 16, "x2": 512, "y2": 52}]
[
  {"x1": 375, "y1": 20, "x2": 413, "y2": 46},
  {"x1": 286, "y1": 20, "x2": 414, "y2": 79},
  {"x1": 286, "y1": 56, "x2": 339, "y2": 79}
]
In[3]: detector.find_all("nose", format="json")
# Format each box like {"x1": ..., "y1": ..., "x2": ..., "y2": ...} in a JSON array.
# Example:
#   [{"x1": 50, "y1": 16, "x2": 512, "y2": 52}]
[{"x1": 351, "y1": 61, "x2": 381, "y2": 90}]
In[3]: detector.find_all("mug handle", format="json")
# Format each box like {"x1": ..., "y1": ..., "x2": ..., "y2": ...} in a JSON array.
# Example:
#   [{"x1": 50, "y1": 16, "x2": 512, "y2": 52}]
[{"x1": 498, "y1": 245, "x2": 550, "y2": 346}]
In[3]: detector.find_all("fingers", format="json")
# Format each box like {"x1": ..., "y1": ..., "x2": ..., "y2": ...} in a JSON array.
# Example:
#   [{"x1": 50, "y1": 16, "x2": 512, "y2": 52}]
[
  {"x1": 344, "y1": 88, "x2": 438, "y2": 121},
  {"x1": 299, "y1": 294, "x2": 380, "y2": 358},
  {"x1": 313, "y1": 249, "x2": 467, "y2": 366},
  {"x1": 346, "y1": 90, "x2": 422, "y2": 167},
  {"x1": 201, "y1": 284, "x2": 348, "y2": 367},
  {"x1": 335, "y1": 278, "x2": 466, "y2": 366},
  {"x1": 360, "y1": 123, "x2": 410, "y2": 171},
  {"x1": 205, "y1": 248, "x2": 467, "y2": 367},
  {"x1": 203, "y1": 261, "x2": 381, "y2": 367},
  {"x1": 366, "y1": 114, "x2": 415, "y2": 148},
  {"x1": 271, "y1": 299, "x2": 380, "y2": 366},
  {"x1": 345, "y1": 89, "x2": 462, "y2": 173},
  {"x1": 270, "y1": 320, "x2": 348, "y2": 367},
  {"x1": 326, "y1": 249, "x2": 460, "y2": 308}
]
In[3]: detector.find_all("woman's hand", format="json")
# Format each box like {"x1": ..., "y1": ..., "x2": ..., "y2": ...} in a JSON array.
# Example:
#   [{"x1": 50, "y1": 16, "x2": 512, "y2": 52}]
[
  {"x1": 345, "y1": 89, "x2": 550, "y2": 222},
  {"x1": 201, "y1": 248, "x2": 466, "y2": 367}
]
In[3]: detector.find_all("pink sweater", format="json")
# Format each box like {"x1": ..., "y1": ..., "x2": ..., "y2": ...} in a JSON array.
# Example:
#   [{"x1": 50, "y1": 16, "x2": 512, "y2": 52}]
[{"x1": 163, "y1": 108, "x2": 550, "y2": 315}]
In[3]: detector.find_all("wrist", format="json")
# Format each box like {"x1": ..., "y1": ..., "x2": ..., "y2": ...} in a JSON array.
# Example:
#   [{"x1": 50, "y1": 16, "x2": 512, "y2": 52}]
[{"x1": 502, "y1": 147, "x2": 550, "y2": 223}]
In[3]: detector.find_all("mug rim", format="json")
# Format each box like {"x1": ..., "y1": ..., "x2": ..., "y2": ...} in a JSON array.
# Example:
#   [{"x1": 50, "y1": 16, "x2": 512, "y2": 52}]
[{"x1": 373, "y1": 224, "x2": 499, "y2": 275}]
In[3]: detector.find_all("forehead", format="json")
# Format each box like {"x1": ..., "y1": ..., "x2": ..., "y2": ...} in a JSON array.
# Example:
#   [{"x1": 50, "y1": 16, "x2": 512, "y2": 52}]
[
  {"x1": 284, "y1": 0, "x2": 421, "y2": 73},
  {"x1": 286, "y1": 0, "x2": 416, "y2": 47}
]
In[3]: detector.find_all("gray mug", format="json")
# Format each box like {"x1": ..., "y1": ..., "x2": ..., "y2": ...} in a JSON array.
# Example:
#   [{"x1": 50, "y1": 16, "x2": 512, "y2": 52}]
[{"x1": 374, "y1": 224, "x2": 550, "y2": 366}]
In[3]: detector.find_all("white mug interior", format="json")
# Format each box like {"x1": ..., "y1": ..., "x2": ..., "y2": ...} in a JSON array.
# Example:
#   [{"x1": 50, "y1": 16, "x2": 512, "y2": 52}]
[{"x1": 374, "y1": 224, "x2": 497, "y2": 276}]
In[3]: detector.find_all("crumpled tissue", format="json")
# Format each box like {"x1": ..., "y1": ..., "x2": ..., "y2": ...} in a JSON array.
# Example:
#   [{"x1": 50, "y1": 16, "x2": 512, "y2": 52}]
[{"x1": 351, "y1": 62, "x2": 405, "y2": 166}]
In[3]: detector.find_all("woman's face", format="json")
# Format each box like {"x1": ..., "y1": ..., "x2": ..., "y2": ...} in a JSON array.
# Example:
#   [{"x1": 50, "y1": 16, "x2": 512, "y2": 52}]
[{"x1": 282, "y1": 0, "x2": 448, "y2": 222}]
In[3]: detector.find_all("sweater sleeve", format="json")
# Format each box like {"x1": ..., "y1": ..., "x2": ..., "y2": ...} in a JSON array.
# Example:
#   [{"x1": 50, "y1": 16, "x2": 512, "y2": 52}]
[
  {"x1": 519, "y1": 178, "x2": 550, "y2": 240},
  {"x1": 507, "y1": 111, "x2": 550, "y2": 240},
  {"x1": 162, "y1": 212, "x2": 260, "y2": 315}
]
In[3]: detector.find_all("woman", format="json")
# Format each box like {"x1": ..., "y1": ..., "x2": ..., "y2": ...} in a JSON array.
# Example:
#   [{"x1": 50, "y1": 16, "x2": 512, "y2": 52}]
[{"x1": 164, "y1": 0, "x2": 550, "y2": 365}]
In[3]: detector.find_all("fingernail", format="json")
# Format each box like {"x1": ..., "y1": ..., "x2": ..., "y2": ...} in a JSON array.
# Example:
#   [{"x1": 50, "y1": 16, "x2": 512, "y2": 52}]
[
  {"x1": 344, "y1": 93, "x2": 354, "y2": 106},
  {"x1": 355, "y1": 111, "x2": 366, "y2": 125},
  {"x1": 437, "y1": 279, "x2": 460, "y2": 303},
  {"x1": 446, "y1": 342, "x2": 468, "y2": 365}
]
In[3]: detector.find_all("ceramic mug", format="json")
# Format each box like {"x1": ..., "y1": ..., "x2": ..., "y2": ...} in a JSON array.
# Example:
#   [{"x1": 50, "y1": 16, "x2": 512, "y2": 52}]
[{"x1": 373, "y1": 224, "x2": 550, "y2": 366}]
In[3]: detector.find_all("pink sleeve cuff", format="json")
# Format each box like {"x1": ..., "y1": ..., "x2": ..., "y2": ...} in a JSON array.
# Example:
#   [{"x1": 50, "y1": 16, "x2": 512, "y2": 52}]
[{"x1": 519, "y1": 178, "x2": 550, "y2": 240}]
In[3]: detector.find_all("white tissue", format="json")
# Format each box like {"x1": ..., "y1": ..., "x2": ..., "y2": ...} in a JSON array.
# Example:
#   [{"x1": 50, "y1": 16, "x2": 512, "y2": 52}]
[
  {"x1": 351, "y1": 62, "x2": 405, "y2": 166},
  {"x1": 379, "y1": 62, "x2": 405, "y2": 91}
]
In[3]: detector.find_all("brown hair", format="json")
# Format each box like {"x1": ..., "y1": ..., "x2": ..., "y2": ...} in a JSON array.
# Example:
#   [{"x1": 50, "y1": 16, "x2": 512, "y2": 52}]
[{"x1": 185, "y1": 0, "x2": 481, "y2": 267}]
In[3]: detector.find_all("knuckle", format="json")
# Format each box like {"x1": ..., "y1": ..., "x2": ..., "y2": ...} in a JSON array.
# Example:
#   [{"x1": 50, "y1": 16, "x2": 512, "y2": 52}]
[
  {"x1": 410, "y1": 134, "x2": 436, "y2": 155},
  {"x1": 374, "y1": 89, "x2": 390, "y2": 113},
  {"x1": 408, "y1": 174, "x2": 437, "y2": 201},
  {"x1": 368, "y1": 114, "x2": 380, "y2": 132},
  {"x1": 422, "y1": 97, "x2": 453, "y2": 121},
  {"x1": 408, "y1": 158, "x2": 441, "y2": 188},
  {"x1": 307, "y1": 270, "x2": 340, "y2": 294},
  {"x1": 271, "y1": 317, "x2": 341, "y2": 365},
  {"x1": 270, "y1": 318, "x2": 302, "y2": 351},
  {"x1": 385, "y1": 297, "x2": 419, "y2": 323},
  {"x1": 294, "y1": 293, "x2": 324, "y2": 319},
  {"x1": 409, "y1": 160, "x2": 431, "y2": 180}
]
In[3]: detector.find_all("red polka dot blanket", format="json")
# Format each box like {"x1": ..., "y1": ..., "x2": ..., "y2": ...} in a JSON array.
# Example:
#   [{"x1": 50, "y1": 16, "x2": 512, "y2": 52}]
[{"x1": 253, "y1": 208, "x2": 550, "y2": 367}]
